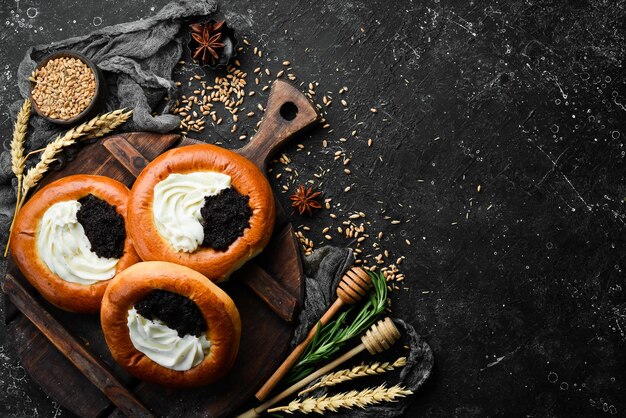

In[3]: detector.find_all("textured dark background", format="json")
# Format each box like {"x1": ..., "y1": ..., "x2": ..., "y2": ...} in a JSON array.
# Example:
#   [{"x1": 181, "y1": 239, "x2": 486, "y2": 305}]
[{"x1": 1, "y1": 0, "x2": 625, "y2": 417}]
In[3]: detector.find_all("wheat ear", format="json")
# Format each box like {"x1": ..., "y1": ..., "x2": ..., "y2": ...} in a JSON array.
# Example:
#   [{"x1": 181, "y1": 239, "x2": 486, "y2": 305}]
[
  {"x1": 268, "y1": 384, "x2": 413, "y2": 414},
  {"x1": 20, "y1": 109, "x2": 132, "y2": 202},
  {"x1": 10, "y1": 99, "x2": 31, "y2": 202},
  {"x1": 299, "y1": 357, "x2": 407, "y2": 395},
  {"x1": 86, "y1": 109, "x2": 133, "y2": 138},
  {"x1": 11, "y1": 99, "x2": 31, "y2": 178},
  {"x1": 4, "y1": 99, "x2": 32, "y2": 256},
  {"x1": 18, "y1": 109, "x2": 133, "y2": 159}
]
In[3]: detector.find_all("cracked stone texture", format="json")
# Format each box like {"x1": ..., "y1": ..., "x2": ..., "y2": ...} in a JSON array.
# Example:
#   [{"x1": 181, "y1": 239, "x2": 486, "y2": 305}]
[{"x1": 1, "y1": 0, "x2": 625, "y2": 417}]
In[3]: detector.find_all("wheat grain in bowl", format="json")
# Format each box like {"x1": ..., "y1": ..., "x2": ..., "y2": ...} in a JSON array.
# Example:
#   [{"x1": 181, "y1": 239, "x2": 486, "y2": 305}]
[{"x1": 29, "y1": 56, "x2": 96, "y2": 120}]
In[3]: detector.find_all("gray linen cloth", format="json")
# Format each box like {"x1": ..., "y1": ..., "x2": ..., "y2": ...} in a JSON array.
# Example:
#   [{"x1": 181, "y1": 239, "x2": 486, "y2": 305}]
[{"x1": 0, "y1": 1, "x2": 433, "y2": 415}]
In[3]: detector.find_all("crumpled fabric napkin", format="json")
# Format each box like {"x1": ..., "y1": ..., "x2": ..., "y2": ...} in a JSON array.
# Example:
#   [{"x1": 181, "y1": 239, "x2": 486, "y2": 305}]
[
  {"x1": 15, "y1": 0, "x2": 217, "y2": 136},
  {"x1": 0, "y1": 0, "x2": 217, "y2": 248},
  {"x1": 296, "y1": 246, "x2": 434, "y2": 417}
]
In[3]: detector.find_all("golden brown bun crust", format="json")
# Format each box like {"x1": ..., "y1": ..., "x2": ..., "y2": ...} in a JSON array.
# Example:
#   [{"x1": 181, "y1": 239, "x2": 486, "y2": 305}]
[
  {"x1": 101, "y1": 261, "x2": 241, "y2": 388},
  {"x1": 10, "y1": 175, "x2": 141, "y2": 313},
  {"x1": 128, "y1": 144, "x2": 275, "y2": 282}
]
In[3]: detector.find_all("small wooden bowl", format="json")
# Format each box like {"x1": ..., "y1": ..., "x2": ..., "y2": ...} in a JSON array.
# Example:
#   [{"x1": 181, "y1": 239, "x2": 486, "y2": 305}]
[{"x1": 29, "y1": 50, "x2": 105, "y2": 126}]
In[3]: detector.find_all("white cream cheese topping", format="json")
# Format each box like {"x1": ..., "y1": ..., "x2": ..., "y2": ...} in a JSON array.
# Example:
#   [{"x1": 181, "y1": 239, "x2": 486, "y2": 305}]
[
  {"x1": 127, "y1": 308, "x2": 211, "y2": 371},
  {"x1": 36, "y1": 200, "x2": 119, "y2": 285},
  {"x1": 152, "y1": 171, "x2": 232, "y2": 253}
]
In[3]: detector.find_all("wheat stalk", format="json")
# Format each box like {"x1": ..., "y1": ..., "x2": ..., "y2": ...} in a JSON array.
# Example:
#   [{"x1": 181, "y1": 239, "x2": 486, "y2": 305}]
[
  {"x1": 4, "y1": 108, "x2": 132, "y2": 257},
  {"x1": 20, "y1": 109, "x2": 132, "y2": 199},
  {"x1": 10, "y1": 99, "x2": 31, "y2": 203},
  {"x1": 268, "y1": 384, "x2": 413, "y2": 414},
  {"x1": 4, "y1": 100, "x2": 31, "y2": 257},
  {"x1": 11, "y1": 99, "x2": 31, "y2": 178},
  {"x1": 86, "y1": 108, "x2": 133, "y2": 138},
  {"x1": 299, "y1": 357, "x2": 407, "y2": 395},
  {"x1": 18, "y1": 109, "x2": 132, "y2": 159}
]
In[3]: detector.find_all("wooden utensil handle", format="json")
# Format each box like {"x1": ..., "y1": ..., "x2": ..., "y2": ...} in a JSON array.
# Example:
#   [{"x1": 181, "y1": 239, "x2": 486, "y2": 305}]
[
  {"x1": 255, "y1": 298, "x2": 344, "y2": 400},
  {"x1": 239, "y1": 80, "x2": 319, "y2": 170},
  {"x1": 2, "y1": 274, "x2": 153, "y2": 418}
]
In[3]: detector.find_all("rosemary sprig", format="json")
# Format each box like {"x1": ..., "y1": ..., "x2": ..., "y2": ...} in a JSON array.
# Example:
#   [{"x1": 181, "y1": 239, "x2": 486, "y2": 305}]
[{"x1": 287, "y1": 271, "x2": 388, "y2": 383}]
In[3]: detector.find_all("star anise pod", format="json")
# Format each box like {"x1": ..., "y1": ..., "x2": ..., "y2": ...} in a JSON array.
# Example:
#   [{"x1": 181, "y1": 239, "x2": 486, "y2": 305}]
[
  {"x1": 190, "y1": 20, "x2": 225, "y2": 65},
  {"x1": 290, "y1": 185, "x2": 322, "y2": 216}
]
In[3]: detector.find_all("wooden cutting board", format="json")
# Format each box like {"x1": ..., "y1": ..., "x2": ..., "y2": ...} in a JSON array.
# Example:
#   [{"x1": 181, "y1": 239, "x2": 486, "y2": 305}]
[{"x1": 2, "y1": 80, "x2": 319, "y2": 417}]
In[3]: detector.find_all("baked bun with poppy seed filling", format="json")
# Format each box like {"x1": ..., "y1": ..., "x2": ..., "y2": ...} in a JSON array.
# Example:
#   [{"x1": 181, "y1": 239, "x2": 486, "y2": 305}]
[
  {"x1": 10, "y1": 174, "x2": 141, "y2": 313},
  {"x1": 100, "y1": 261, "x2": 241, "y2": 388},
  {"x1": 127, "y1": 144, "x2": 275, "y2": 282}
]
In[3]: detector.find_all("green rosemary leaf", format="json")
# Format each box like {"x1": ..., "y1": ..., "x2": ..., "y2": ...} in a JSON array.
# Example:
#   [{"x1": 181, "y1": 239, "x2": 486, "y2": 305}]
[{"x1": 287, "y1": 271, "x2": 388, "y2": 383}]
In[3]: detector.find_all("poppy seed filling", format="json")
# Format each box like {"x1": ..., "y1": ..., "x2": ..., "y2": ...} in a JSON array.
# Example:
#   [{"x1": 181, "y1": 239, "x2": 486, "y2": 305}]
[
  {"x1": 76, "y1": 194, "x2": 125, "y2": 259},
  {"x1": 200, "y1": 187, "x2": 252, "y2": 251},
  {"x1": 134, "y1": 290, "x2": 207, "y2": 337}
]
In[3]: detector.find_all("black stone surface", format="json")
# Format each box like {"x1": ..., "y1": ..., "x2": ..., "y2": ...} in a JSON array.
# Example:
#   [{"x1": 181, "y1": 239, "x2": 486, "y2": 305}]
[{"x1": 1, "y1": 1, "x2": 624, "y2": 417}]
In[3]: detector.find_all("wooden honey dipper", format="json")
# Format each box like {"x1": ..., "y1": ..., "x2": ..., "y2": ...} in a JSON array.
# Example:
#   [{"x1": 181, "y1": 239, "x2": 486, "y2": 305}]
[
  {"x1": 255, "y1": 266, "x2": 372, "y2": 401},
  {"x1": 238, "y1": 317, "x2": 401, "y2": 418}
]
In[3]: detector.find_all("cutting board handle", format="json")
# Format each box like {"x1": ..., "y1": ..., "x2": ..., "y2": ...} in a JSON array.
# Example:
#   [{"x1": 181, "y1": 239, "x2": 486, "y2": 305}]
[{"x1": 239, "y1": 80, "x2": 319, "y2": 170}]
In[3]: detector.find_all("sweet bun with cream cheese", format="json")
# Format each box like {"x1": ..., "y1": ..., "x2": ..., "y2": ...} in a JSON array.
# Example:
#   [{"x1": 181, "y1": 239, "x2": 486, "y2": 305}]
[
  {"x1": 10, "y1": 174, "x2": 141, "y2": 313},
  {"x1": 127, "y1": 144, "x2": 275, "y2": 282},
  {"x1": 100, "y1": 261, "x2": 241, "y2": 388}
]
